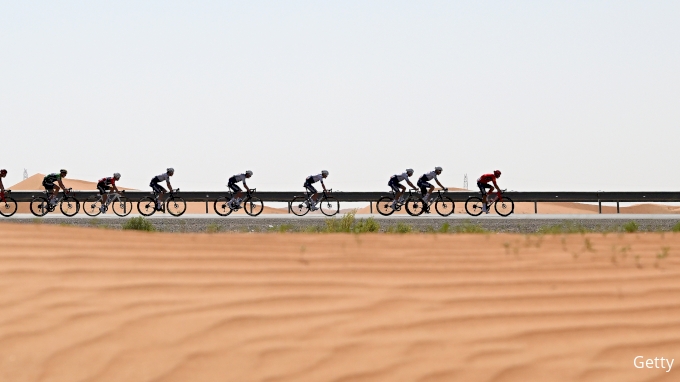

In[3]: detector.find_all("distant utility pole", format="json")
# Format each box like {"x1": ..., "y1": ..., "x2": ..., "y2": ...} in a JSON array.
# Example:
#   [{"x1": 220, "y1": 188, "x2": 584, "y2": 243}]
[
  {"x1": 23, "y1": 169, "x2": 28, "y2": 180},
  {"x1": 463, "y1": 174, "x2": 468, "y2": 190}
]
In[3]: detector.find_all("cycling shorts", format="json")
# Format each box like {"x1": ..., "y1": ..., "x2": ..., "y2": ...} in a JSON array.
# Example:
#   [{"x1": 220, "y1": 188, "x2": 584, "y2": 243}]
[
  {"x1": 150, "y1": 179, "x2": 167, "y2": 194},
  {"x1": 97, "y1": 182, "x2": 110, "y2": 195},
  {"x1": 304, "y1": 182, "x2": 317, "y2": 194},
  {"x1": 42, "y1": 181, "x2": 55, "y2": 191},
  {"x1": 388, "y1": 177, "x2": 402, "y2": 193},
  {"x1": 228, "y1": 181, "x2": 241, "y2": 193},
  {"x1": 477, "y1": 181, "x2": 493, "y2": 195},
  {"x1": 417, "y1": 177, "x2": 432, "y2": 195}
]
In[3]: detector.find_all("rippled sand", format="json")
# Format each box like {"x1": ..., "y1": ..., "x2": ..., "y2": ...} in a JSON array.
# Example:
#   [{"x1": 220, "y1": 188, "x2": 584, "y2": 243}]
[{"x1": 1, "y1": 223, "x2": 678, "y2": 381}]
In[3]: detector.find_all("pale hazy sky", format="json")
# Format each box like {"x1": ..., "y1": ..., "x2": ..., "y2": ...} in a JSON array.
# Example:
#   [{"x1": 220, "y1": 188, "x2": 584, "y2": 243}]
[{"x1": 1, "y1": 1, "x2": 678, "y2": 192}]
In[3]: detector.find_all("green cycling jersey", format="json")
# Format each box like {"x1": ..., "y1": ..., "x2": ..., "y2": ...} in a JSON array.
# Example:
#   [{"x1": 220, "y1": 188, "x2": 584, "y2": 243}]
[{"x1": 44, "y1": 173, "x2": 62, "y2": 183}]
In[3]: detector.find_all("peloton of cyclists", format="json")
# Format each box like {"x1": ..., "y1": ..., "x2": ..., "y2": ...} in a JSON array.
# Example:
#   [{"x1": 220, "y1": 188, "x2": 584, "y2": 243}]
[
  {"x1": 150, "y1": 168, "x2": 175, "y2": 211},
  {"x1": 304, "y1": 170, "x2": 329, "y2": 211},
  {"x1": 477, "y1": 170, "x2": 502, "y2": 214},
  {"x1": 0, "y1": 169, "x2": 6, "y2": 193},
  {"x1": 97, "y1": 173, "x2": 122, "y2": 213},
  {"x1": 389, "y1": 168, "x2": 418, "y2": 209},
  {"x1": 43, "y1": 170, "x2": 69, "y2": 205},
  {"x1": 228, "y1": 170, "x2": 253, "y2": 208},
  {"x1": 418, "y1": 166, "x2": 447, "y2": 213}
]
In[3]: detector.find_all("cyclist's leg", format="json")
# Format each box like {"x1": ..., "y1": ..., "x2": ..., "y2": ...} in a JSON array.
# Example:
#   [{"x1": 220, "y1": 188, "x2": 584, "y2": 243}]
[
  {"x1": 305, "y1": 183, "x2": 317, "y2": 203},
  {"x1": 98, "y1": 183, "x2": 108, "y2": 204},
  {"x1": 44, "y1": 182, "x2": 56, "y2": 201},
  {"x1": 228, "y1": 182, "x2": 242, "y2": 205}
]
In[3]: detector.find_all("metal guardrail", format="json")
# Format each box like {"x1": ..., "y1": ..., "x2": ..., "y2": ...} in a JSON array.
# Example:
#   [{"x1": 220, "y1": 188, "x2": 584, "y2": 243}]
[{"x1": 6, "y1": 190, "x2": 680, "y2": 203}]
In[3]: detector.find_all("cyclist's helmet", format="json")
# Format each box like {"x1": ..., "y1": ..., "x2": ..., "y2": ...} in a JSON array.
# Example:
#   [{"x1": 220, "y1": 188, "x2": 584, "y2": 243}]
[
  {"x1": 167, "y1": 168, "x2": 174, "y2": 174},
  {"x1": 0, "y1": 169, "x2": 6, "y2": 175},
  {"x1": 321, "y1": 170, "x2": 329, "y2": 176},
  {"x1": 113, "y1": 172, "x2": 121, "y2": 180},
  {"x1": 60, "y1": 169, "x2": 68, "y2": 175},
  {"x1": 435, "y1": 166, "x2": 443, "y2": 172},
  {"x1": 406, "y1": 168, "x2": 414, "y2": 176},
  {"x1": 494, "y1": 170, "x2": 501, "y2": 178},
  {"x1": 245, "y1": 170, "x2": 253, "y2": 177}
]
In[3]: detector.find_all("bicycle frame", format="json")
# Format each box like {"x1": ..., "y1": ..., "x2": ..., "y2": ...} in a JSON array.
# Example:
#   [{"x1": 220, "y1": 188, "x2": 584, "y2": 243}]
[{"x1": 0, "y1": 190, "x2": 8, "y2": 203}]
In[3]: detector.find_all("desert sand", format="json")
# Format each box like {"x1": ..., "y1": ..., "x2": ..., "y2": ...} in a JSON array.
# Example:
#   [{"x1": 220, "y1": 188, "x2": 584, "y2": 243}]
[{"x1": 1, "y1": 223, "x2": 679, "y2": 381}]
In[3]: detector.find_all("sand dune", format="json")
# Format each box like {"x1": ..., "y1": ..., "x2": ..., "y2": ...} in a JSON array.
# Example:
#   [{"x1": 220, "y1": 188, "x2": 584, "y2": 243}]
[{"x1": 1, "y1": 223, "x2": 679, "y2": 381}]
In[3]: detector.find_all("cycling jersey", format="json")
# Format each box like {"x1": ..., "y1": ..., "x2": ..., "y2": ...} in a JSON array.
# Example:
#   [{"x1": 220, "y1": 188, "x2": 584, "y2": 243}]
[
  {"x1": 420, "y1": 171, "x2": 438, "y2": 182},
  {"x1": 98, "y1": 177, "x2": 116, "y2": 186},
  {"x1": 306, "y1": 174, "x2": 324, "y2": 184},
  {"x1": 230, "y1": 174, "x2": 247, "y2": 183},
  {"x1": 478, "y1": 173, "x2": 496, "y2": 183},
  {"x1": 44, "y1": 173, "x2": 62, "y2": 183},
  {"x1": 392, "y1": 172, "x2": 410, "y2": 183},
  {"x1": 152, "y1": 173, "x2": 170, "y2": 183}
]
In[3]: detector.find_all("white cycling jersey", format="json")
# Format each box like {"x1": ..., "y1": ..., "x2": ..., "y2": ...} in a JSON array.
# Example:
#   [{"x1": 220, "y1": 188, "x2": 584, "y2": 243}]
[
  {"x1": 307, "y1": 174, "x2": 324, "y2": 183},
  {"x1": 155, "y1": 173, "x2": 170, "y2": 182},
  {"x1": 393, "y1": 172, "x2": 410, "y2": 182},
  {"x1": 231, "y1": 173, "x2": 247, "y2": 183},
  {"x1": 422, "y1": 171, "x2": 438, "y2": 181}
]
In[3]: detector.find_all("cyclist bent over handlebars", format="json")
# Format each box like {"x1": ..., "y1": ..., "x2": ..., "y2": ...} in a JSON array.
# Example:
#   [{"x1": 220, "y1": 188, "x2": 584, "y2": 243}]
[
  {"x1": 477, "y1": 170, "x2": 502, "y2": 214},
  {"x1": 43, "y1": 170, "x2": 69, "y2": 206},
  {"x1": 228, "y1": 170, "x2": 253, "y2": 208},
  {"x1": 304, "y1": 170, "x2": 329, "y2": 211},
  {"x1": 418, "y1": 166, "x2": 447, "y2": 213},
  {"x1": 388, "y1": 168, "x2": 418, "y2": 209},
  {"x1": 150, "y1": 168, "x2": 175, "y2": 211},
  {"x1": 97, "y1": 173, "x2": 122, "y2": 213}
]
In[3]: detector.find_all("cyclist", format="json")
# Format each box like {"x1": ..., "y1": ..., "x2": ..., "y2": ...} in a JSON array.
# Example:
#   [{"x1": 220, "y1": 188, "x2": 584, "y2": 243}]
[
  {"x1": 477, "y1": 170, "x2": 502, "y2": 214},
  {"x1": 0, "y1": 169, "x2": 6, "y2": 193},
  {"x1": 389, "y1": 168, "x2": 417, "y2": 209},
  {"x1": 227, "y1": 170, "x2": 253, "y2": 208},
  {"x1": 418, "y1": 166, "x2": 447, "y2": 213},
  {"x1": 43, "y1": 170, "x2": 69, "y2": 205},
  {"x1": 150, "y1": 168, "x2": 175, "y2": 211},
  {"x1": 304, "y1": 170, "x2": 329, "y2": 211},
  {"x1": 97, "y1": 173, "x2": 122, "y2": 213}
]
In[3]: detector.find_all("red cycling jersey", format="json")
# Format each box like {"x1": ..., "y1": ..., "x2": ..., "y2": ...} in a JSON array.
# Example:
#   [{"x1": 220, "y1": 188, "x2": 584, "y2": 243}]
[
  {"x1": 478, "y1": 174, "x2": 496, "y2": 184},
  {"x1": 99, "y1": 177, "x2": 116, "y2": 186}
]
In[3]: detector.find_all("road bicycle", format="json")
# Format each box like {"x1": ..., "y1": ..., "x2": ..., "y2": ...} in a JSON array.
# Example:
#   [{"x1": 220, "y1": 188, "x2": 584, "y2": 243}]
[
  {"x1": 376, "y1": 189, "x2": 419, "y2": 216},
  {"x1": 214, "y1": 188, "x2": 263, "y2": 217},
  {"x1": 290, "y1": 189, "x2": 339, "y2": 216},
  {"x1": 465, "y1": 189, "x2": 514, "y2": 217},
  {"x1": 30, "y1": 188, "x2": 80, "y2": 217},
  {"x1": 83, "y1": 190, "x2": 133, "y2": 217},
  {"x1": 0, "y1": 190, "x2": 17, "y2": 217},
  {"x1": 137, "y1": 189, "x2": 186, "y2": 217},
  {"x1": 404, "y1": 189, "x2": 455, "y2": 217}
]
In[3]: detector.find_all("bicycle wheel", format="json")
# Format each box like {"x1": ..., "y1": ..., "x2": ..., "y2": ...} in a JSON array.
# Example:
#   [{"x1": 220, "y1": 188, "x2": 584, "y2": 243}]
[
  {"x1": 405, "y1": 196, "x2": 425, "y2": 216},
  {"x1": 290, "y1": 196, "x2": 310, "y2": 216},
  {"x1": 495, "y1": 196, "x2": 514, "y2": 217},
  {"x1": 83, "y1": 196, "x2": 102, "y2": 217},
  {"x1": 0, "y1": 197, "x2": 18, "y2": 217},
  {"x1": 30, "y1": 197, "x2": 49, "y2": 217},
  {"x1": 319, "y1": 196, "x2": 339, "y2": 216},
  {"x1": 214, "y1": 196, "x2": 233, "y2": 216},
  {"x1": 166, "y1": 196, "x2": 187, "y2": 217},
  {"x1": 376, "y1": 196, "x2": 395, "y2": 216},
  {"x1": 465, "y1": 197, "x2": 484, "y2": 217},
  {"x1": 112, "y1": 197, "x2": 133, "y2": 217},
  {"x1": 138, "y1": 196, "x2": 157, "y2": 216},
  {"x1": 434, "y1": 196, "x2": 455, "y2": 217},
  {"x1": 60, "y1": 196, "x2": 80, "y2": 217},
  {"x1": 244, "y1": 196, "x2": 264, "y2": 217}
]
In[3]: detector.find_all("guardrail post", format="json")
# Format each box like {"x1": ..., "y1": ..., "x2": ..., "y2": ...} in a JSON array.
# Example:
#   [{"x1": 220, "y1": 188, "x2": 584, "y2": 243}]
[
  {"x1": 598, "y1": 200, "x2": 602, "y2": 214},
  {"x1": 205, "y1": 201, "x2": 208, "y2": 214},
  {"x1": 370, "y1": 202, "x2": 373, "y2": 214},
  {"x1": 534, "y1": 202, "x2": 537, "y2": 214},
  {"x1": 288, "y1": 202, "x2": 291, "y2": 214},
  {"x1": 617, "y1": 201, "x2": 620, "y2": 214}
]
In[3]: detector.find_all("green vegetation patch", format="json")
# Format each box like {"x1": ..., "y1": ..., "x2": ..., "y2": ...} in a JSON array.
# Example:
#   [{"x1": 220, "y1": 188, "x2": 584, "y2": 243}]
[{"x1": 122, "y1": 217, "x2": 156, "y2": 232}]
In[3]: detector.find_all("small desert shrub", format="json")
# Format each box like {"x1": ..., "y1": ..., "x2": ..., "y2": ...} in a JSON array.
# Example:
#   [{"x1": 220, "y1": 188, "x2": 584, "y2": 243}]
[
  {"x1": 438, "y1": 222, "x2": 450, "y2": 233},
  {"x1": 537, "y1": 222, "x2": 590, "y2": 234},
  {"x1": 123, "y1": 217, "x2": 155, "y2": 232},
  {"x1": 453, "y1": 222, "x2": 487, "y2": 233},
  {"x1": 353, "y1": 217, "x2": 380, "y2": 233},
  {"x1": 206, "y1": 223, "x2": 222, "y2": 233},
  {"x1": 269, "y1": 224, "x2": 296, "y2": 232},
  {"x1": 622, "y1": 221, "x2": 639, "y2": 233},
  {"x1": 387, "y1": 223, "x2": 413, "y2": 233},
  {"x1": 671, "y1": 222, "x2": 680, "y2": 232}
]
